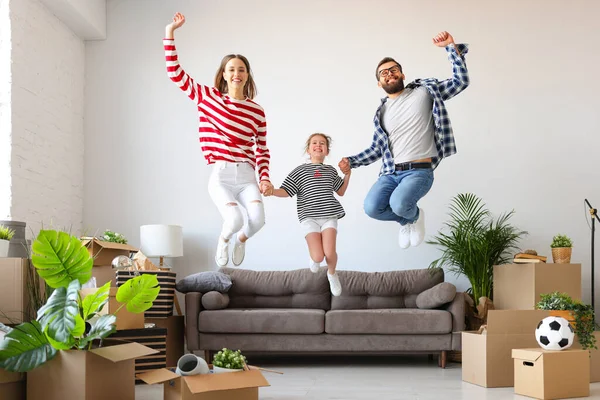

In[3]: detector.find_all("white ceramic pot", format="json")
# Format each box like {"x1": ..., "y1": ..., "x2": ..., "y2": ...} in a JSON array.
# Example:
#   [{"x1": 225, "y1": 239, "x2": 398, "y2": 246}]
[
  {"x1": 212, "y1": 365, "x2": 244, "y2": 373},
  {"x1": 0, "y1": 239, "x2": 9, "y2": 257},
  {"x1": 175, "y1": 354, "x2": 210, "y2": 376}
]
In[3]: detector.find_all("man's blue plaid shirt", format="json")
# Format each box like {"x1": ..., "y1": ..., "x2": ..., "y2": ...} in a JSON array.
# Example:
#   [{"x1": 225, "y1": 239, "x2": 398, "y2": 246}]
[{"x1": 348, "y1": 43, "x2": 470, "y2": 175}]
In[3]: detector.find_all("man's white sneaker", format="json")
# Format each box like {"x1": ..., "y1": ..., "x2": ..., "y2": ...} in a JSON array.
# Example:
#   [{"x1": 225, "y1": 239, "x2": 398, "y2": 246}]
[
  {"x1": 215, "y1": 238, "x2": 229, "y2": 267},
  {"x1": 327, "y1": 272, "x2": 342, "y2": 296},
  {"x1": 309, "y1": 257, "x2": 320, "y2": 273},
  {"x1": 398, "y1": 224, "x2": 411, "y2": 249},
  {"x1": 409, "y1": 208, "x2": 426, "y2": 247},
  {"x1": 232, "y1": 235, "x2": 246, "y2": 266}
]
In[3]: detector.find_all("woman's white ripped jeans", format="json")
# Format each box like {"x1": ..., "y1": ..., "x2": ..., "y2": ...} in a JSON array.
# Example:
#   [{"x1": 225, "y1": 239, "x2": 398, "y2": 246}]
[{"x1": 208, "y1": 161, "x2": 265, "y2": 240}]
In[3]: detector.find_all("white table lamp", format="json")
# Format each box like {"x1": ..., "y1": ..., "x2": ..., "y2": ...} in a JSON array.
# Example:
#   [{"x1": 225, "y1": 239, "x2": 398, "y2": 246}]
[{"x1": 140, "y1": 224, "x2": 183, "y2": 268}]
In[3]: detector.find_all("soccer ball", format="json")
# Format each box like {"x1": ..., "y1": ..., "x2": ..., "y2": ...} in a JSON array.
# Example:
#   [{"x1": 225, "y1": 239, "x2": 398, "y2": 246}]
[{"x1": 535, "y1": 316, "x2": 574, "y2": 350}]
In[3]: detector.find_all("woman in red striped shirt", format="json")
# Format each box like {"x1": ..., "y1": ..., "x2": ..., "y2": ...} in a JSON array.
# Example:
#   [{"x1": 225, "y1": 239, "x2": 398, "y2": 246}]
[{"x1": 165, "y1": 12, "x2": 273, "y2": 267}]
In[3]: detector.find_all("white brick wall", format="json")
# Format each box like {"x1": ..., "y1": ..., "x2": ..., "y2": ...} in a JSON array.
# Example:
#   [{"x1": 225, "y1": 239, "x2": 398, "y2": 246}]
[
  {"x1": 0, "y1": 0, "x2": 11, "y2": 220},
  {"x1": 8, "y1": 0, "x2": 85, "y2": 236}
]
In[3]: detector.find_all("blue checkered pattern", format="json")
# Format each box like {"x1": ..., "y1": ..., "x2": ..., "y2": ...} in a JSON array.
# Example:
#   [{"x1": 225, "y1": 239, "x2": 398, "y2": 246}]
[{"x1": 348, "y1": 43, "x2": 470, "y2": 175}]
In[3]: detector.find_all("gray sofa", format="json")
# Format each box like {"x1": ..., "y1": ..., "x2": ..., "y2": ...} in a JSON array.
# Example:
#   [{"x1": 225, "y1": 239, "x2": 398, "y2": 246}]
[{"x1": 184, "y1": 267, "x2": 467, "y2": 368}]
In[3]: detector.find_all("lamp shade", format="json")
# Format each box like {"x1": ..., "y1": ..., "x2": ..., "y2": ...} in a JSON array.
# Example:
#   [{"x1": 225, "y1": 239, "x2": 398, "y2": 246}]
[{"x1": 140, "y1": 224, "x2": 183, "y2": 258}]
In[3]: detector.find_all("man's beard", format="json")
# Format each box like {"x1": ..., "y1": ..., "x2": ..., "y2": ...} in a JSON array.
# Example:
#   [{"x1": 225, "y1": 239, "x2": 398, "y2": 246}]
[{"x1": 382, "y1": 79, "x2": 405, "y2": 95}]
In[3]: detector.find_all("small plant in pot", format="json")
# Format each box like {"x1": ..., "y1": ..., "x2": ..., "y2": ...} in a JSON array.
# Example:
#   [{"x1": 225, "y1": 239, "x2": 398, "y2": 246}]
[
  {"x1": 551, "y1": 234, "x2": 573, "y2": 263},
  {"x1": 0, "y1": 229, "x2": 161, "y2": 372},
  {"x1": 212, "y1": 348, "x2": 247, "y2": 373},
  {"x1": 102, "y1": 229, "x2": 128, "y2": 244},
  {"x1": 535, "y1": 291, "x2": 597, "y2": 350},
  {"x1": 0, "y1": 225, "x2": 15, "y2": 257}
]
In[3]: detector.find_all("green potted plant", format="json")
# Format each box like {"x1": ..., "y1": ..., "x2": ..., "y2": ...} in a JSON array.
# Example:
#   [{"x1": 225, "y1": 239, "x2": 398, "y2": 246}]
[
  {"x1": 535, "y1": 291, "x2": 597, "y2": 350},
  {"x1": 103, "y1": 230, "x2": 128, "y2": 244},
  {"x1": 212, "y1": 348, "x2": 247, "y2": 373},
  {"x1": 0, "y1": 229, "x2": 160, "y2": 372},
  {"x1": 428, "y1": 193, "x2": 527, "y2": 324},
  {"x1": 0, "y1": 225, "x2": 15, "y2": 257},
  {"x1": 550, "y1": 234, "x2": 573, "y2": 264}
]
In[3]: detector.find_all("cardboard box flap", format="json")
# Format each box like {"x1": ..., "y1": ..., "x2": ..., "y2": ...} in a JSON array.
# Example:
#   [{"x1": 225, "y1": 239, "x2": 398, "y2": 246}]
[
  {"x1": 512, "y1": 348, "x2": 543, "y2": 362},
  {"x1": 89, "y1": 342, "x2": 158, "y2": 362},
  {"x1": 0, "y1": 369, "x2": 24, "y2": 384},
  {"x1": 81, "y1": 237, "x2": 138, "y2": 252},
  {"x1": 137, "y1": 368, "x2": 180, "y2": 385},
  {"x1": 486, "y1": 310, "x2": 549, "y2": 334},
  {"x1": 185, "y1": 369, "x2": 270, "y2": 393}
]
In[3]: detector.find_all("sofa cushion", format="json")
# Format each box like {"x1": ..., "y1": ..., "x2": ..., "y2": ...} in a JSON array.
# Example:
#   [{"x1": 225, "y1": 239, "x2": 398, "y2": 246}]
[
  {"x1": 331, "y1": 268, "x2": 444, "y2": 310},
  {"x1": 201, "y1": 291, "x2": 230, "y2": 310},
  {"x1": 416, "y1": 282, "x2": 457, "y2": 309},
  {"x1": 176, "y1": 271, "x2": 232, "y2": 293},
  {"x1": 219, "y1": 267, "x2": 331, "y2": 310},
  {"x1": 325, "y1": 309, "x2": 452, "y2": 334},
  {"x1": 199, "y1": 309, "x2": 325, "y2": 334}
]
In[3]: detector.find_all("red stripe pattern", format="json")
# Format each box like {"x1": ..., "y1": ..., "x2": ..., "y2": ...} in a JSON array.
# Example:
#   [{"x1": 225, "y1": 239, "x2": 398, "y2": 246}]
[{"x1": 164, "y1": 39, "x2": 270, "y2": 181}]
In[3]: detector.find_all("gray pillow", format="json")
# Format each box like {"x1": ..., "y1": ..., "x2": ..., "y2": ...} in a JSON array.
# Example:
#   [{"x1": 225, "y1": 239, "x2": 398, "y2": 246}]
[
  {"x1": 416, "y1": 282, "x2": 457, "y2": 309},
  {"x1": 202, "y1": 291, "x2": 230, "y2": 310},
  {"x1": 176, "y1": 271, "x2": 232, "y2": 293}
]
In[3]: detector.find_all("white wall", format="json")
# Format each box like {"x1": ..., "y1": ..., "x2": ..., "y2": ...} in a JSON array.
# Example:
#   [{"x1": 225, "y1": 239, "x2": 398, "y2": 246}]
[
  {"x1": 0, "y1": 0, "x2": 11, "y2": 219},
  {"x1": 84, "y1": 0, "x2": 600, "y2": 302},
  {"x1": 9, "y1": 0, "x2": 86, "y2": 235}
]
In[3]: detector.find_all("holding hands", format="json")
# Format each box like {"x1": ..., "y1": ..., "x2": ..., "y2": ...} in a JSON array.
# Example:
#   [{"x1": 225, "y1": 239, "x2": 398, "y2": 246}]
[
  {"x1": 338, "y1": 158, "x2": 351, "y2": 175},
  {"x1": 260, "y1": 180, "x2": 274, "y2": 196}
]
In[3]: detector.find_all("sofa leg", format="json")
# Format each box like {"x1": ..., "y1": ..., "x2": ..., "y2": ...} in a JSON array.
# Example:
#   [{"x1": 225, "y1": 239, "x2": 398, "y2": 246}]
[
  {"x1": 438, "y1": 351, "x2": 447, "y2": 369},
  {"x1": 204, "y1": 350, "x2": 212, "y2": 362},
  {"x1": 428, "y1": 354, "x2": 434, "y2": 361}
]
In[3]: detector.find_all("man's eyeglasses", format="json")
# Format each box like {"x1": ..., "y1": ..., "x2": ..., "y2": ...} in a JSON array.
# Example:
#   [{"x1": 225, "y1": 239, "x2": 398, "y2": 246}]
[{"x1": 378, "y1": 65, "x2": 401, "y2": 78}]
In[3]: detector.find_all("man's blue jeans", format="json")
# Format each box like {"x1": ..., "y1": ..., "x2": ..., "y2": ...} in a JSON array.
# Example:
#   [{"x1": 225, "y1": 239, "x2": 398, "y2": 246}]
[{"x1": 363, "y1": 168, "x2": 434, "y2": 225}]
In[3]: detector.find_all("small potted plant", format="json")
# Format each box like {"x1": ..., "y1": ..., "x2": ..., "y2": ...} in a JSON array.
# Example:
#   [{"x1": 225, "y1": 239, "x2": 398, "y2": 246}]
[
  {"x1": 535, "y1": 291, "x2": 597, "y2": 350},
  {"x1": 0, "y1": 225, "x2": 15, "y2": 257},
  {"x1": 551, "y1": 234, "x2": 573, "y2": 263},
  {"x1": 103, "y1": 230, "x2": 128, "y2": 244},
  {"x1": 212, "y1": 348, "x2": 247, "y2": 373}
]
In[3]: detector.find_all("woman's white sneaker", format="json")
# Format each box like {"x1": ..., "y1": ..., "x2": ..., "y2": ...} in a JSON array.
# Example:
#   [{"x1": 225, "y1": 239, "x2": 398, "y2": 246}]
[
  {"x1": 309, "y1": 257, "x2": 320, "y2": 273},
  {"x1": 215, "y1": 237, "x2": 229, "y2": 267},
  {"x1": 232, "y1": 236, "x2": 246, "y2": 266},
  {"x1": 409, "y1": 208, "x2": 425, "y2": 247}
]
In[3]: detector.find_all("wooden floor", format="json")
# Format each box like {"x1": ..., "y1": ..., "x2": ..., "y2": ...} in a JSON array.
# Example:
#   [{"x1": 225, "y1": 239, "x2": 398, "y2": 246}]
[{"x1": 135, "y1": 354, "x2": 600, "y2": 399}]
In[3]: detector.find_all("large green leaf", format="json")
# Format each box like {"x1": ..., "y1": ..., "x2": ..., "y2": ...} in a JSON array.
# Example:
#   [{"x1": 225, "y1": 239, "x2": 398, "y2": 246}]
[
  {"x1": 37, "y1": 279, "x2": 80, "y2": 344},
  {"x1": 81, "y1": 281, "x2": 111, "y2": 321},
  {"x1": 116, "y1": 274, "x2": 160, "y2": 314},
  {"x1": 77, "y1": 314, "x2": 117, "y2": 350},
  {"x1": 31, "y1": 230, "x2": 93, "y2": 289},
  {"x1": 0, "y1": 321, "x2": 57, "y2": 372}
]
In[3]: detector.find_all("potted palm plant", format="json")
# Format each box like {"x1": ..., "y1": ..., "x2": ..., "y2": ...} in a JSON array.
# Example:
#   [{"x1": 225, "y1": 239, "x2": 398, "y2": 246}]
[
  {"x1": 551, "y1": 234, "x2": 573, "y2": 263},
  {"x1": 428, "y1": 193, "x2": 527, "y2": 326},
  {"x1": 0, "y1": 229, "x2": 160, "y2": 372},
  {"x1": 535, "y1": 291, "x2": 597, "y2": 350},
  {"x1": 0, "y1": 225, "x2": 15, "y2": 257}
]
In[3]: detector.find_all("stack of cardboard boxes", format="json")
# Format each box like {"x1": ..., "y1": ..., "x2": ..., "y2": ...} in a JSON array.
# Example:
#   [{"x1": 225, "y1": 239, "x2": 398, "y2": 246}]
[{"x1": 462, "y1": 262, "x2": 597, "y2": 398}]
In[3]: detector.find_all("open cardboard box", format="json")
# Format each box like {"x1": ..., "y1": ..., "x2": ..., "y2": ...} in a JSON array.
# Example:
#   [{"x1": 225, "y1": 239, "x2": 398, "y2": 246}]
[
  {"x1": 493, "y1": 263, "x2": 581, "y2": 310},
  {"x1": 512, "y1": 348, "x2": 590, "y2": 399},
  {"x1": 27, "y1": 341, "x2": 158, "y2": 400},
  {"x1": 0, "y1": 258, "x2": 45, "y2": 324},
  {"x1": 0, "y1": 368, "x2": 24, "y2": 400},
  {"x1": 81, "y1": 237, "x2": 138, "y2": 286},
  {"x1": 462, "y1": 309, "x2": 550, "y2": 388},
  {"x1": 138, "y1": 364, "x2": 270, "y2": 400},
  {"x1": 80, "y1": 287, "x2": 144, "y2": 330}
]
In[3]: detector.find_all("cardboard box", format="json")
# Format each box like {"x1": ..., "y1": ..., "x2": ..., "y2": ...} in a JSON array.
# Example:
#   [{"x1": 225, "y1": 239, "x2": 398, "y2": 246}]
[
  {"x1": 462, "y1": 309, "x2": 550, "y2": 388},
  {"x1": 81, "y1": 237, "x2": 138, "y2": 266},
  {"x1": 572, "y1": 331, "x2": 600, "y2": 383},
  {"x1": 26, "y1": 341, "x2": 158, "y2": 400},
  {"x1": 0, "y1": 369, "x2": 25, "y2": 400},
  {"x1": 493, "y1": 263, "x2": 581, "y2": 310},
  {"x1": 80, "y1": 288, "x2": 145, "y2": 330},
  {"x1": 111, "y1": 327, "x2": 167, "y2": 383},
  {"x1": 512, "y1": 348, "x2": 589, "y2": 399},
  {"x1": 0, "y1": 258, "x2": 44, "y2": 324},
  {"x1": 138, "y1": 366, "x2": 270, "y2": 400},
  {"x1": 147, "y1": 316, "x2": 185, "y2": 367}
]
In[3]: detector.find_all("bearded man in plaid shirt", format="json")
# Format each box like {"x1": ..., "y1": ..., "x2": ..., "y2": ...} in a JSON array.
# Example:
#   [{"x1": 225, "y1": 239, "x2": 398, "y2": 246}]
[{"x1": 339, "y1": 31, "x2": 470, "y2": 249}]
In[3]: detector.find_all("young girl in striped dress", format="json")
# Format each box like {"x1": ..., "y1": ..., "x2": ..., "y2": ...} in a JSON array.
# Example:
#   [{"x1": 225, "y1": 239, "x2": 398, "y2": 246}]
[
  {"x1": 164, "y1": 13, "x2": 274, "y2": 268},
  {"x1": 267, "y1": 133, "x2": 351, "y2": 296}
]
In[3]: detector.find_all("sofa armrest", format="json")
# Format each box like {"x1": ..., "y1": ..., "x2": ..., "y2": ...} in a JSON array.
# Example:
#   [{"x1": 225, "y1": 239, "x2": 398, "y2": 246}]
[
  {"x1": 444, "y1": 292, "x2": 467, "y2": 332},
  {"x1": 184, "y1": 292, "x2": 203, "y2": 351}
]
